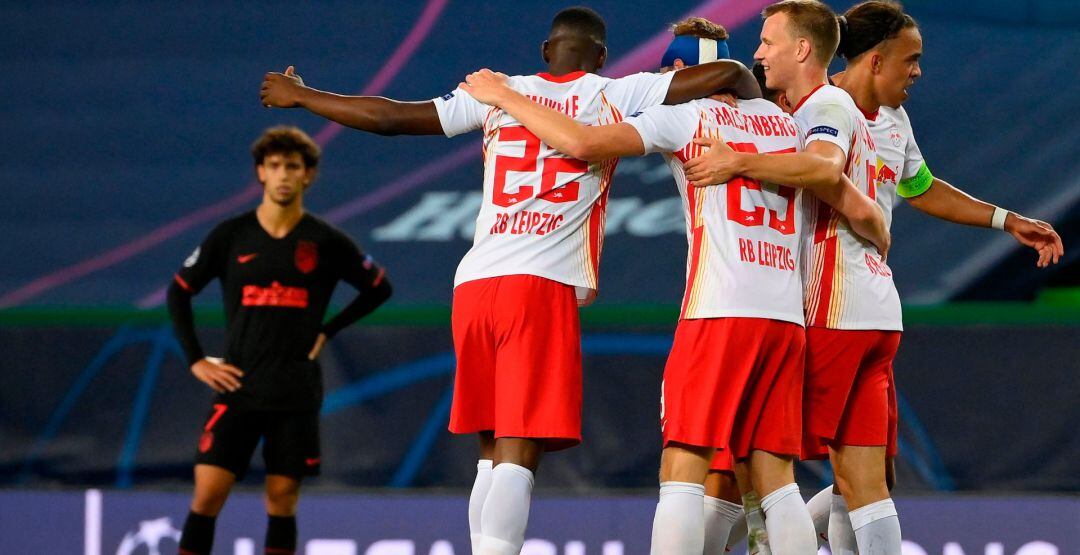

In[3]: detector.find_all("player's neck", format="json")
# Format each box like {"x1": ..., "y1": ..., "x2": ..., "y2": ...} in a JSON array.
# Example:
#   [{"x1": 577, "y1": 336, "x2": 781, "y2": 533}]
[
  {"x1": 545, "y1": 59, "x2": 597, "y2": 76},
  {"x1": 835, "y1": 66, "x2": 881, "y2": 117},
  {"x1": 785, "y1": 66, "x2": 830, "y2": 112},
  {"x1": 256, "y1": 200, "x2": 304, "y2": 239}
]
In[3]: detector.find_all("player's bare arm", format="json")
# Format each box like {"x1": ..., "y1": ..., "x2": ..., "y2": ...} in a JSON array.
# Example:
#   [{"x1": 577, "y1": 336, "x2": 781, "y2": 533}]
[
  {"x1": 684, "y1": 136, "x2": 846, "y2": 191},
  {"x1": 686, "y1": 136, "x2": 890, "y2": 256},
  {"x1": 461, "y1": 69, "x2": 645, "y2": 161},
  {"x1": 261, "y1": 66, "x2": 443, "y2": 136},
  {"x1": 663, "y1": 59, "x2": 761, "y2": 104},
  {"x1": 906, "y1": 177, "x2": 1063, "y2": 267}
]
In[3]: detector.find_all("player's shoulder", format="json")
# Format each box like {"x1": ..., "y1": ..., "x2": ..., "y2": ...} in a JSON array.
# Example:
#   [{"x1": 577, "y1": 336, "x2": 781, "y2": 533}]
[
  {"x1": 879, "y1": 105, "x2": 913, "y2": 129},
  {"x1": 737, "y1": 98, "x2": 787, "y2": 117},
  {"x1": 210, "y1": 211, "x2": 255, "y2": 237},
  {"x1": 809, "y1": 84, "x2": 857, "y2": 109},
  {"x1": 303, "y1": 213, "x2": 362, "y2": 247}
]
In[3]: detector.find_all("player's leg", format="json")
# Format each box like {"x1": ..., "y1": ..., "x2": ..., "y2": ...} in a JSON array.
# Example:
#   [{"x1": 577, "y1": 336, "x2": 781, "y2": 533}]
[
  {"x1": 704, "y1": 457, "x2": 744, "y2": 555},
  {"x1": 651, "y1": 443, "x2": 713, "y2": 555},
  {"x1": 479, "y1": 276, "x2": 582, "y2": 555},
  {"x1": 264, "y1": 475, "x2": 301, "y2": 555},
  {"x1": 830, "y1": 332, "x2": 903, "y2": 555},
  {"x1": 738, "y1": 321, "x2": 816, "y2": 554},
  {"x1": 805, "y1": 484, "x2": 834, "y2": 548},
  {"x1": 469, "y1": 431, "x2": 496, "y2": 554},
  {"x1": 734, "y1": 460, "x2": 771, "y2": 555},
  {"x1": 261, "y1": 409, "x2": 321, "y2": 555},
  {"x1": 180, "y1": 404, "x2": 260, "y2": 555},
  {"x1": 448, "y1": 279, "x2": 500, "y2": 554}
]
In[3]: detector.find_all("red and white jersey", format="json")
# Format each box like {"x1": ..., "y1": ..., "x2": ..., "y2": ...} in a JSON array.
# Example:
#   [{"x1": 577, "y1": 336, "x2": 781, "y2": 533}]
[
  {"x1": 794, "y1": 84, "x2": 902, "y2": 331},
  {"x1": 625, "y1": 98, "x2": 804, "y2": 325},
  {"x1": 870, "y1": 105, "x2": 929, "y2": 224},
  {"x1": 433, "y1": 70, "x2": 675, "y2": 299}
]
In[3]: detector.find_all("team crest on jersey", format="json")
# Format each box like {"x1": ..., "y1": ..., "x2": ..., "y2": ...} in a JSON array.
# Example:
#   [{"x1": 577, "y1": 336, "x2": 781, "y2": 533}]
[
  {"x1": 295, "y1": 240, "x2": 318, "y2": 274},
  {"x1": 889, "y1": 126, "x2": 903, "y2": 147},
  {"x1": 183, "y1": 247, "x2": 200, "y2": 268}
]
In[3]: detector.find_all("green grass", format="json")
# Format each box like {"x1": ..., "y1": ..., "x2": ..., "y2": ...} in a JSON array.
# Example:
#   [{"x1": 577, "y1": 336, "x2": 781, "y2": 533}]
[{"x1": 0, "y1": 302, "x2": 1077, "y2": 327}]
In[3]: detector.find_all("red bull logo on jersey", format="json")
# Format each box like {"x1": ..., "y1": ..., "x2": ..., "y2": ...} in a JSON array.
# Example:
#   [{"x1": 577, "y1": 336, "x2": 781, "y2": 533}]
[{"x1": 876, "y1": 159, "x2": 899, "y2": 186}]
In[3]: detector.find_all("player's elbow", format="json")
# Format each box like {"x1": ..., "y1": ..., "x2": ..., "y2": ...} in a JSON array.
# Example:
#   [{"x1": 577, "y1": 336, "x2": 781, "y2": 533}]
[{"x1": 372, "y1": 277, "x2": 393, "y2": 305}]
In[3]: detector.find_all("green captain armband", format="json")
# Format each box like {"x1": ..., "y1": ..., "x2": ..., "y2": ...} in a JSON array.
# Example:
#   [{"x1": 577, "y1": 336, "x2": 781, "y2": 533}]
[{"x1": 897, "y1": 162, "x2": 934, "y2": 198}]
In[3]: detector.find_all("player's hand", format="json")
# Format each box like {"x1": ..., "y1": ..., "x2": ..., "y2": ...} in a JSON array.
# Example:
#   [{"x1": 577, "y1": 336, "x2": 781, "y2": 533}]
[
  {"x1": 308, "y1": 333, "x2": 329, "y2": 360},
  {"x1": 261, "y1": 65, "x2": 306, "y2": 108},
  {"x1": 849, "y1": 203, "x2": 891, "y2": 262},
  {"x1": 191, "y1": 357, "x2": 243, "y2": 393},
  {"x1": 684, "y1": 137, "x2": 739, "y2": 186},
  {"x1": 1004, "y1": 213, "x2": 1064, "y2": 268},
  {"x1": 713, "y1": 92, "x2": 737, "y2": 108},
  {"x1": 460, "y1": 68, "x2": 512, "y2": 106}
]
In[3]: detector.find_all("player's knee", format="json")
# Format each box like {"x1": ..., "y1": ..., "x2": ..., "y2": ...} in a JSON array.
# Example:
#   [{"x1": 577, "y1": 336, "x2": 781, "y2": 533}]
[
  {"x1": 835, "y1": 464, "x2": 888, "y2": 502},
  {"x1": 190, "y1": 489, "x2": 230, "y2": 516},
  {"x1": 265, "y1": 480, "x2": 300, "y2": 514}
]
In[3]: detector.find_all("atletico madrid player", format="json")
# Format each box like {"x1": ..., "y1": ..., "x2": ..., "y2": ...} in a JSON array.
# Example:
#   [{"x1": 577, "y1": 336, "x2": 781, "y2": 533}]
[{"x1": 168, "y1": 126, "x2": 392, "y2": 555}]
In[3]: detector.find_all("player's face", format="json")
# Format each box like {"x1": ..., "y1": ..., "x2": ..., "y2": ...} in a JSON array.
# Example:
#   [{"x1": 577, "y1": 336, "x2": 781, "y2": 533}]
[
  {"x1": 257, "y1": 152, "x2": 314, "y2": 206},
  {"x1": 754, "y1": 13, "x2": 797, "y2": 91},
  {"x1": 876, "y1": 27, "x2": 923, "y2": 108}
]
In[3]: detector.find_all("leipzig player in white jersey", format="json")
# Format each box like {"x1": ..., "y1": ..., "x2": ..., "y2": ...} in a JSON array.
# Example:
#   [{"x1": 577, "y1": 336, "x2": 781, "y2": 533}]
[
  {"x1": 260, "y1": 7, "x2": 764, "y2": 554},
  {"x1": 787, "y1": 3, "x2": 1063, "y2": 554},
  {"x1": 459, "y1": 18, "x2": 891, "y2": 555}
]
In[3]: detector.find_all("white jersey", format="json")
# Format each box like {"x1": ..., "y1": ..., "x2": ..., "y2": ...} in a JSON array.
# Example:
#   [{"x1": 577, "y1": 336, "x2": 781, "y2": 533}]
[
  {"x1": 794, "y1": 84, "x2": 902, "y2": 331},
  {"x1": 871, "y1": 105, "x2": 933, "y2": 216},
  {"x1": 433, "y1": 70, "x2": 675, "y2": 299},
  {"x1": 625, "y1": 98, "x2": 804, "y2": 325}
]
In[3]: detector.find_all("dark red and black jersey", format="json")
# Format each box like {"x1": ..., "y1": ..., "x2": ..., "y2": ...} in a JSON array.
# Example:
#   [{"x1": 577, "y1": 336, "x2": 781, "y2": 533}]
[{"x1": 172, "y1": 211, "x2": 388, "y2": 411}]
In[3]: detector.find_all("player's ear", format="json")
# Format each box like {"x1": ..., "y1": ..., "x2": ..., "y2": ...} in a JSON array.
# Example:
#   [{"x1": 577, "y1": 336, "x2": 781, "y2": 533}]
[
  {"x1": 595, "y1": 45, "x2": 608, "y2": 70},
  {"x1": 541, "y1": 40, "x2": 551, "y2": 64},
  {"x1": 303, "y1": 168, "x2": 318, "y2": 189},
  {"x1": 673, "y1": 58, "x2": 686, "y2": 70},
  {"x1": 871, "y1": 52, "x2": 884, "y2": 74},
  {"x1": 795, "y1": 38, "x2": 811, "y2": 63}
]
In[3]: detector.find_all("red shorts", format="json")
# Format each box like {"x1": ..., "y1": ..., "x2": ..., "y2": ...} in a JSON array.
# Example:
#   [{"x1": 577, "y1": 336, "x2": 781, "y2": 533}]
[
  {"x1": 448, "y1": 275, "x2": 582, "y2": 451},
  {"x1": 710, "y1": 449, "x2": 735, "y2": 472},
  {"x1": 802, "y1": 328, "x2": 901, "y2": 460},
  {"x1": 661, "y1": 317, "x2": 805, "y2": 460}
]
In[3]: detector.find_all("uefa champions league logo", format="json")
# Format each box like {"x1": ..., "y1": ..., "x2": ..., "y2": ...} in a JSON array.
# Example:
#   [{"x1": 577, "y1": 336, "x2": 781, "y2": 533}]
[{"x1": 115, "y1": 517, "x2": 181, "y2": 555}]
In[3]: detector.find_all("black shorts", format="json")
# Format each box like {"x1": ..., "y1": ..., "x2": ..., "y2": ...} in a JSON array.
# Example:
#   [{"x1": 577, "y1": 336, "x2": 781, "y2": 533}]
[{"x1": 194, "y1": 403, "x2": 320, "y2": 480}]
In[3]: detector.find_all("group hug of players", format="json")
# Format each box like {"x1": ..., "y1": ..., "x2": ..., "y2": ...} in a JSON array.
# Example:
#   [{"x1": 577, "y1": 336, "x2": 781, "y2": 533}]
[{"x1": 171, "y1": 1, "x2": 1064, "y2": 554}]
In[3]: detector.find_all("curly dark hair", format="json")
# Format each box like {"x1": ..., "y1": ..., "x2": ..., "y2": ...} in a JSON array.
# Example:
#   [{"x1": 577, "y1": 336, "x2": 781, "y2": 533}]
[
  {"x1": 671, "y1": 17, "x2": 729, "y2": 41},
  {"x1": 250, "y1": 126, "x2": 320, "y2": 168}
]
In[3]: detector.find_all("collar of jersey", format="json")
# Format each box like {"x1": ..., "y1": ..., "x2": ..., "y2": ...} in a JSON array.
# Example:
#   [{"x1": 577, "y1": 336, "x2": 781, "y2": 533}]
[
  {"x1": 536, "y1": 70, "x2": 587, "y2": 83},
  {"x1": 791, "y1": 83, "x2": 827, "y2": 114}
]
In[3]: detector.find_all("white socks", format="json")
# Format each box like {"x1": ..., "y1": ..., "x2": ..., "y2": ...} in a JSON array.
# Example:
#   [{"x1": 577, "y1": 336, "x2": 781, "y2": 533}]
[
  {"x1": 726, "y1": 510, "x2": 748, "y2": 552},
  {"x1": 703, "y1": 496, "x2": 742, "y2": 554},
  {"x1": 850, "y1": 498, "x2": 902, "y2": 555},
  {"x1": 805, "y1": 486, "x2": 832, "y2": 547},
  {"x1": 469, "y1": 459, "x2": 494, "y2": 554},
  {"x1": 650, "y1": 481, "x2": 706, "y2": 555},
  {"x1": 760, "y1": 483, "x2": 817, "y2": 555},
  {"x1": 829, "y1": 493, "x2": 858, "y2": 555},
  {"x1": 478, "y1": 463, "x2": 535, "y2": 555}
]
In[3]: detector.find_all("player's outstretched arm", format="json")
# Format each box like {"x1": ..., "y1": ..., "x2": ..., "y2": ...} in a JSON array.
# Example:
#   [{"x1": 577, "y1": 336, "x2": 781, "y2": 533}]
[
  {"x1": 906, "y1": 177, "x2": 1063, "y2": 267},
  {"x1": 685, "y1": 137, "x2": 846, "y2": 192},
  {"x1": 461, "y1": 69, "x2": 645, "y2": 162},
  {"x1": 664, "y1": 60, "x2": 762, "y2": 104},
  {"x1": 261, "y1": 66, "x2": 443, "y2": 136}
]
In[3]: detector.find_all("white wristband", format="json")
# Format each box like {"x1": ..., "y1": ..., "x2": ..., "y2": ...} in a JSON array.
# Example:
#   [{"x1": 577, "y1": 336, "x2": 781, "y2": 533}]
[{"x1": 991, "y1": 206, "x2": 1008, "y2": 230}]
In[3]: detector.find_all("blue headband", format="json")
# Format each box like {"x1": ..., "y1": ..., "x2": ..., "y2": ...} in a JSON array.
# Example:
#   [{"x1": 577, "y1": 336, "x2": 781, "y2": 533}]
[{"x1": 661, "y1": 35, "x2": 730, "y2": 68}]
